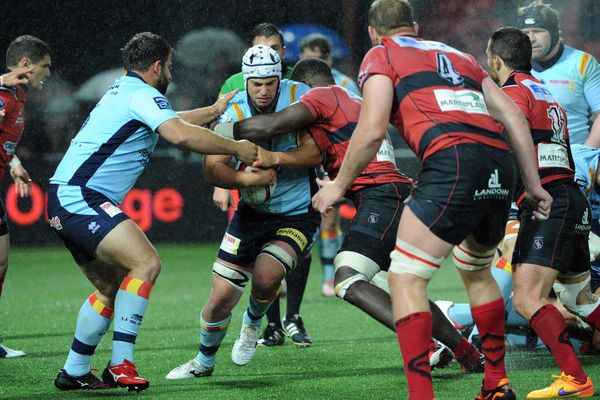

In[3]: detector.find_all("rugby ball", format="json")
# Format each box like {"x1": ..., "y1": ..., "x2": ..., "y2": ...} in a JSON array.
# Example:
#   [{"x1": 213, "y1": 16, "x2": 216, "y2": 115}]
[{"x1": 237, "y1": 162, "x2": 276, "y2": 205}]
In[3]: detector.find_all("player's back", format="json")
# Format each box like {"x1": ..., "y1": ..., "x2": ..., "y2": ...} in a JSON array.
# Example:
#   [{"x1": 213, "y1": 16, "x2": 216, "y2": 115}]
[
  {"x1": 300, "y1": 85, "x2": 407, "y2": 191},
  {"x1": 50, "y1": 72, "x2": 178, "y2": 204},
  {"x1": 360, "y1": 35, "x2": 506, "y2": 160},
  {"x1": 502, "y1": 71, "x2": 575, "y2": 200}
]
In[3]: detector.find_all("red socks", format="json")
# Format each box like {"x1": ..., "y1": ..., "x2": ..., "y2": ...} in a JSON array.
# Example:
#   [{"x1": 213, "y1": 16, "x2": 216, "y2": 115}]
[
  {"x1": 583, "y1": 303, "x2": 600, "y2": 330},
  {"x1": 395, "y1": 312, "x2": 434, "y2": 400},
  {"x1": 471, "y1": 298, "x2": 507, "y2": 390},
  {"x1": 530, "y1": 304, "x2": 586, "y2": 383}
]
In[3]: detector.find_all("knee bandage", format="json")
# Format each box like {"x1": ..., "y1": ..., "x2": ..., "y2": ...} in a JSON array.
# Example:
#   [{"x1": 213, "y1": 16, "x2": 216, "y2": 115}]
[
  {"x1": 389, "y1": 239, "x2": 444, "y2": 280},
  {"x1": 370, "y1": 271, "x2": 390, "y2": 294},
  {"x1": 334, "y1": 251, "x2": 382, "y2": 299},
  {"x1": 452, "y1": 245, "x2": 496, "y2": 271},
  {"x1": 212, "y1": 262, "x2": 251, "y2": 292},
  {"x1": 553, "y1": 276, "x2": 600, "y2": 318},
  {"x1": 589, "y1": 231, "x2": 600, "y2": 261},
  {"x1": 260, "y1": 243, "x2": 297, "y2": 273}
]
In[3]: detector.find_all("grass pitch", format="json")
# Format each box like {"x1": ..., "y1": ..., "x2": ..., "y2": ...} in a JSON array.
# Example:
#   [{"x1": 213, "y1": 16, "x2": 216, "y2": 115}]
[{"x1": 0, "y1": 243, "x2": 598, "y2": 399}]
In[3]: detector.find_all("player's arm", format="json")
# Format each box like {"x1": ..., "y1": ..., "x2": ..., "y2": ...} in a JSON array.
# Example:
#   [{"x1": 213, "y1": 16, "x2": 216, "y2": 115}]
[
  {"x1": 233, "y1": 102, "x2": 315, "y2": 141},
  {"x1": 176, "y1": 90, "x2": 238, "y2": 126},
  {"x1": 255, "y1": 132, "x2": 322, "y2": 168},
  {"x1": 157, "y1": 118, "x2": 257, "y2": 164},
  {"x1": 312, "y1": 74, "x2": 391, "y2": 213},
  {"x1": 204, "y1": 154, "x2": 276, "y2": 189},
  {"x1": 481, "y1": 76, "x2": 552, "y2": 217}
]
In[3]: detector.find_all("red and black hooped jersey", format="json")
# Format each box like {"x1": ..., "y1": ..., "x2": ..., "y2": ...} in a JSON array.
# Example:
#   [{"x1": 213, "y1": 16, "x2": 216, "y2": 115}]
[
  {"x1": 299, "y1": 85, "x2": 412, "y2": 193},
  {"x1": 358, "y1": 35, "x2": 508, "y2": 161},
  {"x1": 501, "y1": 71, "x2": 575, "y2": 204},
  {"x1": 0, "y1": 84, "x2": 26, "y2": 180}
]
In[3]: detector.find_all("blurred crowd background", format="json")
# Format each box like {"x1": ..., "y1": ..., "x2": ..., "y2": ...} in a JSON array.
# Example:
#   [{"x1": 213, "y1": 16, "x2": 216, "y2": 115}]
[{"x1": 4, "y1": 0, "x2": 599, "y2": 164}]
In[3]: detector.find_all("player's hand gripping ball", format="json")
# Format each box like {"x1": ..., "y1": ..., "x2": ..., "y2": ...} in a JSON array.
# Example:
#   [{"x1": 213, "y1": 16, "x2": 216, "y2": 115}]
[{"x1": 237, "y1": 162, "x2": 276, "y2": 205}]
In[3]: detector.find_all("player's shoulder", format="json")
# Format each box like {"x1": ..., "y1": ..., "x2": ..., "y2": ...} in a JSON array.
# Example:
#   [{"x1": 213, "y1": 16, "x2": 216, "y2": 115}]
[
  {"x1": 0, "y1": 85, "x2": 19, "y2": 101},
  {"x1": 280, "y1": 79, "x2": 310, "y2": 99},
  {"x1": 219, "y1": 91, "x2": 250, "y2": 123}
]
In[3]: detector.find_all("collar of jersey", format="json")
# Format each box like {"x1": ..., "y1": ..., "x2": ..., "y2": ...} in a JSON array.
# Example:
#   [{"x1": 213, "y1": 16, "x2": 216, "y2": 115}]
[{"x1": 126, "y1": 70, "x2": 147, "y2": 83}]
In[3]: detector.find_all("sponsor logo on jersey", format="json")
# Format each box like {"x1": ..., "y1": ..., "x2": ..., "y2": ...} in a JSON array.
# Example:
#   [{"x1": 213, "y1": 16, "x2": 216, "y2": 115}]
[
  {"x1": 522, "y1": 79, "x2": 556, "y2": 103},
  {"x1": 220, "y1": 232, "x2": 241, "y2": 255},
  {"x1": 3, "y1": 141, "x2": 17, "y2": 155},
  {"x1": 137, "y1": 149, "x2": 152, "y2": 167},
  {"x1": 0, "y1": 98, "x2": 4, "y2": 108},
  {"x1": 153, "y1": 96, "x2": 171, "y2": 110},
  {"x1": 276, "y1": 227, "x2": 308, "y2": 251},
  {"x1": 473, "y1": 169, "x2": 510, "y2": 200},
  {"x1": 537, "y1": 143, "x2": 570, "y2": 169},
  {"x1": 100, "y1": 202, "x2": 122, "y2": 218},
  {"x1": 434, "y1": 89, "x2": 489, "y2": 115}
]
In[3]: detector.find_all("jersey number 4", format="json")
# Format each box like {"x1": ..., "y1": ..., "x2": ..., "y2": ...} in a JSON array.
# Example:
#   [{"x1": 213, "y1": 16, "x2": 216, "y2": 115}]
[{"x1": 436, "y1": 52, "x2": 463, "y2": 86}]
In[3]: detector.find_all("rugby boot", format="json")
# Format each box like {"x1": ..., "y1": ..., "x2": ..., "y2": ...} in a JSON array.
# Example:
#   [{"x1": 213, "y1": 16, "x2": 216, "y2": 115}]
[
  {"x1": 527, "y1": 372, "x2": 594, "y2": 398},
  {"x1": 102, "y1": 359, "x2": 149, "y2": 392},
  {"x1": 54, "y1": 369, "x2": 113, "y2": 390},
  {"x1": 475, "y1": 378, "x2": 517, "y2": 400}
]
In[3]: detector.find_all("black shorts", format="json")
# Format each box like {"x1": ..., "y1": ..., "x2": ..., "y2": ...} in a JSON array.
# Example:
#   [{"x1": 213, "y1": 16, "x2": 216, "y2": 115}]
[
  {"x1": 217, "y1": 201, "x2": 321, "y2": 269},
  {"x1": 513, "y1": 182, "x2": 591, "y2": 274},
  {"x1": 407, "y1": 144, "x2": 515, "y2": 246},
  {"x1": 341, "y1": 182, "x2": 412, "y2": 270},
  {"x1": 46, "y1": 184, "x2": 130, "y2": 265},
  {"x1": 0, "y1": 198, "x2": 8, "y2": 237}
]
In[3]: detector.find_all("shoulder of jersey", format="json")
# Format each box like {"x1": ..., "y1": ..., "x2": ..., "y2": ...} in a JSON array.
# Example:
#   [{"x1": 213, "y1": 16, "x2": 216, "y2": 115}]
[
  {"x1": 228, "y1": 90, "x2": 247, "y2": 105},
  {"x1": 0, "y1": 85, "x2": 19, "y2": 98}
]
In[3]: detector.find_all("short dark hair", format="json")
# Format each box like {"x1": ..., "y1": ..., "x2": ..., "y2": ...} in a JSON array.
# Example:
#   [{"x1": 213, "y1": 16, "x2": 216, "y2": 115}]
[
  {"x1": 250, "y1": 23, "x2": 284, "y2": 47},
  {"x1": 489, "y1": 27, "x2": 532, "y2": 70},
  {"x1": 368, "y1": 0, "x2": 414, "y2": 36},
  {"x1": 291, "y1": 58, "x2": 334, "y2": 84},
  {"x1": 299, "y1": 34, "x2": 332, "y2": 58},
  {"x1": 6, "y1": 35, "x2": 50, "y2": 67},
  {"x1": 121, "y1": 32, "x2": 172, "y2": 71}
]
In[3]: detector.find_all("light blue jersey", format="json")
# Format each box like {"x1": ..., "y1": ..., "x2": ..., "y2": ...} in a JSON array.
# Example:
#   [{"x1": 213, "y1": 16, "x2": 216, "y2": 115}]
[
  {"x1": 331, "y1": 68, "x2": 360, "y2": 96},
  {"x1": 50, "y1": 72, "x2": 179, "y2": 204},
  {"x1": 572, "y1": 144, "x2": 600, "y2": 220},
  {"x1": 217, "y1": 79, "x2": 313, "y2": 215},
  {"x1": 532, "y1": 46, "x2": 600, "y2": 145}
]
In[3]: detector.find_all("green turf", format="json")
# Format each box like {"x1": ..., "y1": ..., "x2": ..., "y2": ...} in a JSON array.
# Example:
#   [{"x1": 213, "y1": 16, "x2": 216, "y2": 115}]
[{"x1": 0, "y1": 244, "x2": 598, "y2": 399}]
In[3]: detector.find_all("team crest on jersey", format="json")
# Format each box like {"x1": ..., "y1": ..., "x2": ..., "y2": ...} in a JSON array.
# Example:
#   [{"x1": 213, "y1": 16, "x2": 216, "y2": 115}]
[
  {"x1": 368, "y1": 213, "x2": 379, "y2": 224},
  {"x1": 49, "y1": 216, "x2": 62, "y2": 230},
  {"x1": 0, "y1": 98, "x2": 4, "y2": 108},
  {"x1": 533, "y1": 237, "x2": 544, "y2": 250},
  {"x1": 3, "y1": 141, "x2": 17, "y2": 155},
  {"x1": 153, "y1": 96, "x2": 171, "y2": 110}
]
